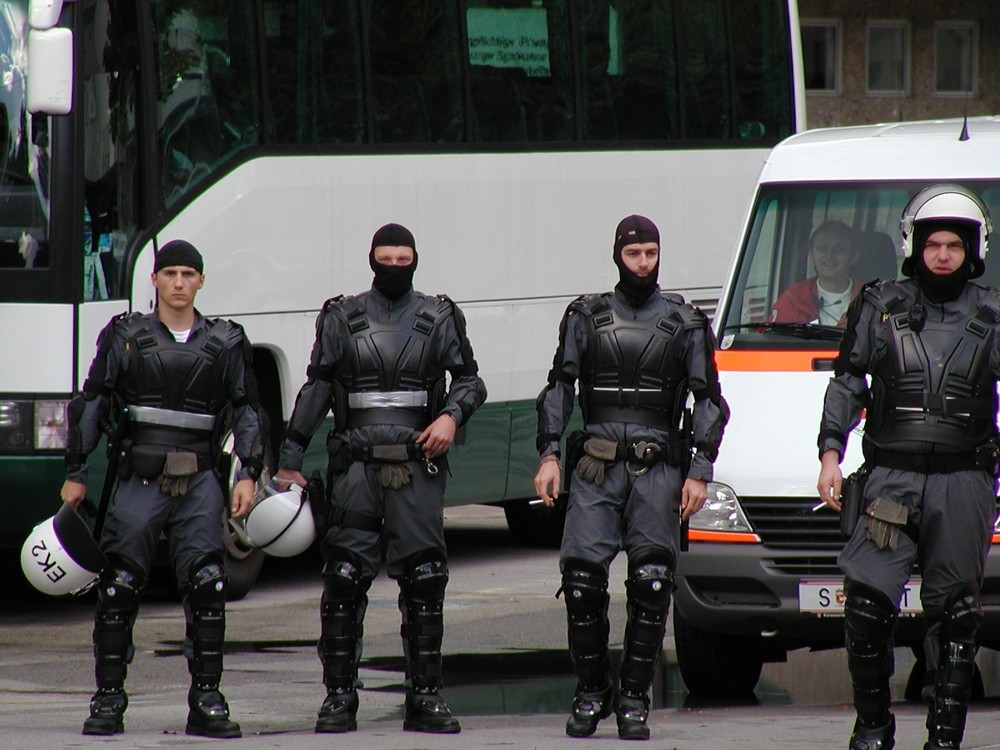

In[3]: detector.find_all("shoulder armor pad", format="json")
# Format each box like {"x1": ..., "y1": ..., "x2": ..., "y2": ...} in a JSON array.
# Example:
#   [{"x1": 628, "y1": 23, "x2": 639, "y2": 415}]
[
  {"x1": 672, "y1": 303, "x2": 708, "y2": 330},
  {"x1": 975, "y1": 286, "x2": 1000, "y2": 324},
  {"x1": 568, "y1": 292, "x2": 611, "y2": 317},
  {"x1": 219, "y1": 319, "x2": 246, "y2": 348},
  {"x1": 862, "y1": 279, "x2": 909, "y2": 314},
  {"x1": 661, "y1": 291, "x2": 686, "y2": 305}
]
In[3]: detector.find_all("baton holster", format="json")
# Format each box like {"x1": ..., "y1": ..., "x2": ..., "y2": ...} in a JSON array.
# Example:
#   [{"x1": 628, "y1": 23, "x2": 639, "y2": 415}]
[
  {"x1": 564, "y1": 430, "x2": 587, "y2": 492},
  {"x1": 839, "y1": 465, "x2": 869, "y2": 539}
]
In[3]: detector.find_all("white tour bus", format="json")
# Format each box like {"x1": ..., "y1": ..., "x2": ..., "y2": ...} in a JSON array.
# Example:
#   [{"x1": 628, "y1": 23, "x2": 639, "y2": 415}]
[
  {"x1": 2, "y1": 0, "x2": 804, "y2": 596},
  {"x1": 676, "y1": 117, "x2": 1000, "y2": 696}
]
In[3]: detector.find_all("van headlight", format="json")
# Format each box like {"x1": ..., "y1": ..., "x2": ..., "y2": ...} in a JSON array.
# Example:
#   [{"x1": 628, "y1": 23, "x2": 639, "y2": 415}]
[{"x1": 689, "y1": 482, "x2": 753, "y2": 533}]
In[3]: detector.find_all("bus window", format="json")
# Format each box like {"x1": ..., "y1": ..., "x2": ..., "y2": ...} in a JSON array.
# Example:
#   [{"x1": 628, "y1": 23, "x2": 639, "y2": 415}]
[
  {"x1": 154, "y1": 1, "x2": 260, "y2": 207},
  {"x1": 464, "y1": 0, "x2": 574, "y2": 142},
  {"x1": 0, "y1": 1, "x2": 48, "y2": 270}
]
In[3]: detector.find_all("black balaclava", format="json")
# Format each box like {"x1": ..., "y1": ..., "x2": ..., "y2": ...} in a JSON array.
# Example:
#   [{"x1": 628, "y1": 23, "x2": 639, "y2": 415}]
[
  {"x1": 369, "y1": 222, "x2": 417, "y2": 300},
  {"x1": 911, "y1": 221, "x2": 974, "y2": 303},
  {"x1": 613, "y1": 214, "x2": 660, "y2": 307}
]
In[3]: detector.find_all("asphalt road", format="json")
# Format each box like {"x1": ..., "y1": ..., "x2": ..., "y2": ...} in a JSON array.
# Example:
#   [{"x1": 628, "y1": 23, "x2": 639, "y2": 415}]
[{"x1": 3, "y1": 504, "x2": 1000, "y2": 749}]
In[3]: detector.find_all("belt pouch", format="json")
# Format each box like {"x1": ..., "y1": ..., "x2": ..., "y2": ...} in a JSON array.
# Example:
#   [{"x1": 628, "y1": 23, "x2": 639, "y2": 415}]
[{"x1": 130, "y1": 446, "x2": 166, "y2": 479}]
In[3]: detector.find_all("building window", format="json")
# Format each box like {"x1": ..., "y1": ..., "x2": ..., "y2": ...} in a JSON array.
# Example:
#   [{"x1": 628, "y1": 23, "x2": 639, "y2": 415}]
[
  {"x1": 801, "y1": 20, "x2": 840, "y2": 93},
  {"x1": 866, "y1": 21, "x2": 909, "y2": 95},
  {"x1": 935, "y1": 22, "x2": 977, "y2": 95}
]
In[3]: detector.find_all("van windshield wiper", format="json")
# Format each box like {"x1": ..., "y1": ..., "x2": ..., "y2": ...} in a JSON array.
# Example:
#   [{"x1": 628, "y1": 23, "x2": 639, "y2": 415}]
[{"x1": 720, "y1": 322, "x2": 845, "y2": 341}]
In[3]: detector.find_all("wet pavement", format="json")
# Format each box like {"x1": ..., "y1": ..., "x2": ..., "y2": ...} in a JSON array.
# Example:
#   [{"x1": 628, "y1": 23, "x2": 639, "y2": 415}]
[{"x1": 3, "y1": 504, "x2": 1000, "y2": 749}]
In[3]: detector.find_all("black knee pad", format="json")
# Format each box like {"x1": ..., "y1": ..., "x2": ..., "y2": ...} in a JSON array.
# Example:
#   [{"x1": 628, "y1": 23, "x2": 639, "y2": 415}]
[
  {"x1": 625, "y1": 552, "x2": 674, "y2": 612},
  {"x1": 942, "y1": 585, "x2": 983, "y2": 645},
  {"x1": 561, "y1": 557, "x2": 610, "y2": 615},
  {"x1": 321, "y1": 548, "x2": 371, "y2": 600},
  {"x1": 844, "y1": 581, "x2": 897, "y2": 643},
  {"x1": 187, "y1": 555, "x2": 227, "y2": 609},
  {"x1": 400, "y1": 548, "x2": 449, "y2": 603},
  {"x1": 96, "y1": 564, "x2": 145, "y2": 611}
]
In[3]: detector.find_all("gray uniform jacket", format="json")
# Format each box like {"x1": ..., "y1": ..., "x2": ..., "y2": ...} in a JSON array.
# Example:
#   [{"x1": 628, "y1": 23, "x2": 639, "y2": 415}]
[
  {"x1": 66, "y1": 311, "x2": 263, "y2": 485},
  {"x1": 536, "y1": 287, "x2": 727, "y2": 482},
  {"x1": 279, "y1": 287, "x2": 487, "y2": 469}
]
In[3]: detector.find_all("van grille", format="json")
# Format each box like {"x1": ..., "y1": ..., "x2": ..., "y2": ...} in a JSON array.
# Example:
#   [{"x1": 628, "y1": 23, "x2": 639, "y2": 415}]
[{"x1": 740, "y1": 497, "x2": 845, "y2": 550}]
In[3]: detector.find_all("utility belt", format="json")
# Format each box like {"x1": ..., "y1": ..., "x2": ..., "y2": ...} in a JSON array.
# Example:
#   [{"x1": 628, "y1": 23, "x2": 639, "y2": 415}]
[
  {"x1": 116, "y1": 441, "x2": 214, "y2": 497},
  {"x1": 326, "y1": 432, "x2": 442, "y2": 494},
  {"x1": 345, "y1": 408, "x2": 428, "y2": 431},
  {"x1": 567, "y1": 429, "x2": 690, "y2": 485},
  {"x1": 584, "y1": 405, "x2": 677, "y2": 431},
  {"x1": 127, "y1": 405, "x2": 216, "y2": 454},
  {"x1": 867, "y1": 444, "x2": 998, "y2": 474}
]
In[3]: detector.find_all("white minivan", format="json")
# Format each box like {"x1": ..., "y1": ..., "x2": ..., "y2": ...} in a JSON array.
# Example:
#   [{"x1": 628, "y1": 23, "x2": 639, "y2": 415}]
[{"x1": 674, "y1": 116, "x2": 1000, "y2": 695}]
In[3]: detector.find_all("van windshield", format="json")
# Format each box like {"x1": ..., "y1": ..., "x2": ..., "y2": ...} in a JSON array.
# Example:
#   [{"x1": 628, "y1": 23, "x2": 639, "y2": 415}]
[{"x1": 717, "y1": 180, "x2": 1000, "y2": 349}]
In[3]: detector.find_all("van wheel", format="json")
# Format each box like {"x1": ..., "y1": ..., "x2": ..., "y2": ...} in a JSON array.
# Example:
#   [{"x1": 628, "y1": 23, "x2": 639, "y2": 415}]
[
  {"x1": 673, "y1": 607, "x2": 764, "y2": 696},
  {"x1": 503, "y1": 497, "x2": 566, "y2": 548}
]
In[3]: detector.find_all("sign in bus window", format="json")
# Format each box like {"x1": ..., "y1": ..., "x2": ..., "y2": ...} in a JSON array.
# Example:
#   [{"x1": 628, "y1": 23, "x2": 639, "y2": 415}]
[{"x1": 466, "y1": 7, "x2": 551, "y2": 77}]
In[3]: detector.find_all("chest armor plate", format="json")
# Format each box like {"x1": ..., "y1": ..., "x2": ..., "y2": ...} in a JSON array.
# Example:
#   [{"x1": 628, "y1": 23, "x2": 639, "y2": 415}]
[
  {"x1": 579, "y1": 298, "x2": 687, "y2": 425},
  {"x1": 869, "y1": 307, "x2": 997, "y2": 448},
  {"x1": 117, "y1": 317, "x2": 229, "y2": 415},
  {"x1": 333, "y1": 299, "x2": 445, "y2": 392}
]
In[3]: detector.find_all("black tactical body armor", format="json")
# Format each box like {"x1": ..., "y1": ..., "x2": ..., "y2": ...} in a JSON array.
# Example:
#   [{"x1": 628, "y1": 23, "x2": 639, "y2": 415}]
[
  {"x1": 115, "y1": 314, "x2": 240, "y2": 417},
  {"x1": 866, "y1": 282, "x2": 1000, "y2": 450},
  {"x1": 574, "y1": 293, "x2": 692, "y2": 430}
]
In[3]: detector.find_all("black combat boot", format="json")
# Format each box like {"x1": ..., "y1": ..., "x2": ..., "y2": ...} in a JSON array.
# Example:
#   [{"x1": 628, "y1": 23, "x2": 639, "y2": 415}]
[
  {"x1": 849, "y1": 715, "x2": 895, "y2": 750},
  {"x1": 186, "y1": 685, "x2": 241, "y2": 738},
  {"x1": 615, "y1": 692, "x2": 651, "y2": 741},
  {"x1": 400, "y1": 552, "x2": 460, "y2": 734},
  {"x1": 566, "y1": 682, "x2": 614, "y2": 738},
  {"x1": 184, "y1": 558, "x2": 240, "y2": 738},
  {"x1": 83, "y1": 566, "x2": 142, "y2": 735},
  {"x1": 561, "y1": 558, "x2": 613, "y2": 738},
  {"x1": 316, "y1": 686, "x2": 360, "y2": 733},
  {"x1": 83, "y1": 688, "x2": 127, "y2": 735}
]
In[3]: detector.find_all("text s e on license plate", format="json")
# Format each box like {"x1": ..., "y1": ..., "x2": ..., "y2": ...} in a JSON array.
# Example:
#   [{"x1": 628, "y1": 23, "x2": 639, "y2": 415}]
[{"x1": 799, "y1": 579, "x2": 922, "y2": 615}]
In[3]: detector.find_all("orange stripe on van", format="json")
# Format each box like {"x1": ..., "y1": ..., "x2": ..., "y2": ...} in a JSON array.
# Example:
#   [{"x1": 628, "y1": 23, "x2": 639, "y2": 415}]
[
  {"x1": 687, "y1": 529, "x2": 761, "y2": 544},
  {"x1": 715, "y1": 349, "x2": 839, "y2": 372}
]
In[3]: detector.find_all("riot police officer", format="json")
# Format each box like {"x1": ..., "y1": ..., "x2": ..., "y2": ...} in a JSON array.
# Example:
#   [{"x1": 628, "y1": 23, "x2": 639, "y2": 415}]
[
  {"x1": 818, "y1": 185, "x2": 999, "y2": 750},
  {"x1": 60, "y1": 239, "x2": 265, "y2": 738},
  {"x1": 534, "y1": 215, "x2": 728, "y2": 740},
  {"x1": 275, "y1": 223, "x2": 486, "y2": 735}
]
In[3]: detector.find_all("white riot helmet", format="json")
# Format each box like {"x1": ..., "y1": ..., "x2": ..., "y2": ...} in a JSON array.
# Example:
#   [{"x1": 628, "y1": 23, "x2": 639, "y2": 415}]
[
  {"x1": 900, "y1": 183, "x2": 993, "y2": 278},
  {"x1": 21, "y1": 503, "x2": 108, "y2": 596},
  {"x1": 230, "y1": 480, "x2": 316, "y2": 557}
]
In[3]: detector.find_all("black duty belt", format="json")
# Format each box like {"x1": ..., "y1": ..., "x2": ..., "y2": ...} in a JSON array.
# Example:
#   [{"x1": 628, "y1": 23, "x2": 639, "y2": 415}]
[
  {"x1": 345, "y1": 408, "x2": 428, "y2": 431},
  {"x1": 586, "y1": 405, "x2": 676, "y2": 431},
  {"x1": 870, "y1": 448, "x2": 980, "y2": 474},
  {"x1": 128, "y1": 424, "x2": 213, "y2": 453},
  {"x1": 349, "y1": 443, "x2": 424, "y2": 463}
]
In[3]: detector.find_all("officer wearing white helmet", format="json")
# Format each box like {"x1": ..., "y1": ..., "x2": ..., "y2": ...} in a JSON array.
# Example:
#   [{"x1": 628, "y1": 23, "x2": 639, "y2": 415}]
[
  {"x1": 60, "y1": 240, "x2": 265, "y2": 738},
  {"x1": 818, "y1": 184, "x2": 999, "y2": 750},
  {"x1": 275, "y1": 223, "x2": 486, "y2": 735}
]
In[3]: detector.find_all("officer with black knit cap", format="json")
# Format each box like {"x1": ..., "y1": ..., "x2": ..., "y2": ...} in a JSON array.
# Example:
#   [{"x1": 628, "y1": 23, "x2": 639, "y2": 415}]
[
  {"x1": 534, "y1": 214, "x2": 728, "y2": 741},
  {"x1": 276, "y1": 222, "x2": 486, "y2": 735},
  {"x1": 818, "y1": 184, "x2": 1000, "y2": 750},
  {"x1": 61, "y1": 239, "x2": 265, "y2": 738}
]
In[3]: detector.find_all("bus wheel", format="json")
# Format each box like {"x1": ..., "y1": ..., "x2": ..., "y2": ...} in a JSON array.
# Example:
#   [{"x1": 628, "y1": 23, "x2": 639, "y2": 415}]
[
  {"x1": 673, "y1": 607, "x2": 764, "y2": 696},
  {"x1": 503, "y1": 496, "x2": 566, "y2": 548}
]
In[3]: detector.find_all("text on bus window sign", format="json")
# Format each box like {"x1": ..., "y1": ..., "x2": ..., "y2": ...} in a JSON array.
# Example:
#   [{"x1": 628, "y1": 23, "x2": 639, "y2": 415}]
[{"x1": 466, "y1": 7, "x2": 550, "y2": 77}]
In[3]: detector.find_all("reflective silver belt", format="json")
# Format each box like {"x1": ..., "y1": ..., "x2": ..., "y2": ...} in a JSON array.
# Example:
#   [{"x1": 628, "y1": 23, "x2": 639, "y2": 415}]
[
  {"x1": 347, "y1": 391, "x2": 428, "y2": 409},
  {"x1": 128, "y1": 405, "x2": 215, "y2": 432}
]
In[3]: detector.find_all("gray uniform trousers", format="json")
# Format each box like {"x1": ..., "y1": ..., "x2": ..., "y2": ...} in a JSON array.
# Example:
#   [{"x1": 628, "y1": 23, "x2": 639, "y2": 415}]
[
  {"x1": 322, "y1": 456, "x2": 448, "y2": 581},
  {"x1": 100, "y1": 456, "x2": 226, "y2": 584},
  {"x1": 838, "y1": 466, "x2": 996, "y2": 619},
  {"x1": 560, "y1": 457, "x2": 683, "y2": 573}
]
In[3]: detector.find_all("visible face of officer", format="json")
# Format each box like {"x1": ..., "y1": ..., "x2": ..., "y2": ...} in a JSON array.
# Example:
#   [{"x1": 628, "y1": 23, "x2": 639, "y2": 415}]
[
  {"x1": 922, "y1": 230, "x2": 966, "y2": 276},
  {"x1": 810, "y1": 227, "x2": 858, "y2": 291},
  {"x1": 619, "y1": 242, "x2": 659, "y2": 277},
  {"x1": 372, "y1": 245, "x2": 414, "y2": 266},
  {"x1": 151, "y1": 265, "x2": 204, "y2": 310}
]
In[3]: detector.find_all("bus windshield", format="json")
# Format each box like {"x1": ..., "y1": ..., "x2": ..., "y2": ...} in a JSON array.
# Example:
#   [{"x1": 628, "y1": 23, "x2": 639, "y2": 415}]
[
  {"x1": 718, "y1": 180, "x2": 1000, "y2": 350},
  {"x1": 0, "y1": 0, "x2": 49, "y2": 271}
]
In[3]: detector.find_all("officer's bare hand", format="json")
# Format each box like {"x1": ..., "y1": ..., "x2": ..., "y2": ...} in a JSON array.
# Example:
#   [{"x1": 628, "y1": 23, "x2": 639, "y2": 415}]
[
  {"x1": 680, "y1": 478, "x2": 708, "y2": 520},
  {"x1": 533, "y1": 459, "x2": 561, "y2": 507},
  {"x1": 230, "y1": 478, "x2": 255, "y2": 518},
  {"x1": 817, "y1": 450, "x2": 843, "y2": 512},
  {"x1": 60, "y1": 480, "x2": 87, "y2": 509},
  {"x1": 417, "y1": 414, "x2": 457, "y2": 459},
  {"x1": 275, "y1": 467, "x2": 308, "y2": 489}
]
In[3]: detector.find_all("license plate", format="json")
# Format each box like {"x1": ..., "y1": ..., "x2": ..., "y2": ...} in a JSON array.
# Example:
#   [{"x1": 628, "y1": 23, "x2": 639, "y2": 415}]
[{"x1": 798, "y1": 579, "x2": 922, "y2": 614}]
